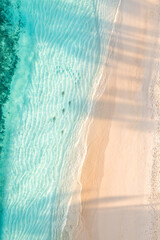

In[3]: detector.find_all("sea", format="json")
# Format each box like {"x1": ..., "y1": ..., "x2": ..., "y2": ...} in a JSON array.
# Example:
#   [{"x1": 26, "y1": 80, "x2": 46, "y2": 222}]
[{"x1": 0, "y1": 0, "x2": 120, "y2": 239}]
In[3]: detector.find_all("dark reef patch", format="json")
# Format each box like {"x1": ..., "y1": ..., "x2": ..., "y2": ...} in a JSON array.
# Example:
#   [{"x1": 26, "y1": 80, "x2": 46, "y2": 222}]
[
  {"x1": 0, "y1": 0, "x2": 22, "y2": 235},
  {"x1": 0, "y1": 0, "x2": 22, "y2": 148}
]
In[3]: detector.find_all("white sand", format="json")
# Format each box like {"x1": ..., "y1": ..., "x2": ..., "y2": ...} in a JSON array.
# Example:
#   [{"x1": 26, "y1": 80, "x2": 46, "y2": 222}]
[{"x1": 72, "y1": 0, "x2": 160, "y2": 239}]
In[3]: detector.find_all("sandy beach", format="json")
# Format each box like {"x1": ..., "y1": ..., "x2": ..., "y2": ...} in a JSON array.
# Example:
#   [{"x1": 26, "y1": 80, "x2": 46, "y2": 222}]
[{"x1": 72, "y1": 0, "x2": 160, "y2": 239}]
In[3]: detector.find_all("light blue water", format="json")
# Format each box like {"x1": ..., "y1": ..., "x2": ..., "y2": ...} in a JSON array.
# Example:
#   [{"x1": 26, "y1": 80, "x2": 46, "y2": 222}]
[{"x1": 0, "y1": 0, "x2": 119, "y2": 239}]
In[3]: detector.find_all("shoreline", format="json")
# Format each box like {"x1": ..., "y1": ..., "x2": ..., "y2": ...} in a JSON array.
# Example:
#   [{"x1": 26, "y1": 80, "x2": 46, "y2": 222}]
[
  {"x1": 61, "y1": 1, "x2": 122, "y2": 238},
  {"x1": 73, "y1": 0, "x2": 160, "y2": 239}
]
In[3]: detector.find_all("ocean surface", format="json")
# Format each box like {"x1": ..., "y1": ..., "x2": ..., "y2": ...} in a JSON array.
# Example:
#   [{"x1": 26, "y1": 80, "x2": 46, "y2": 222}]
[{"x1": 0, "y1": 0, "x2": 119, "y2": 239}]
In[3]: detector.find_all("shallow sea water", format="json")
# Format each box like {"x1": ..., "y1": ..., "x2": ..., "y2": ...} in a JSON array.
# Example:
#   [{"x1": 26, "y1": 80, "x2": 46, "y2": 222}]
[{"x1": 0, "y1": 0, "x2": 119, "y2": 239}]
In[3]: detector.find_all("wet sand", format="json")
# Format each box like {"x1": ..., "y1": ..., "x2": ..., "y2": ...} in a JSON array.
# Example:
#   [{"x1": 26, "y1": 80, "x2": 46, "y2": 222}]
[{"x1": 73, "y1": 0, "x2": 160, "y2": 239}]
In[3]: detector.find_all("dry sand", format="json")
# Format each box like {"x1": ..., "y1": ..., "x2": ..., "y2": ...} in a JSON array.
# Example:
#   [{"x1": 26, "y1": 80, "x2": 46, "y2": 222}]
[{"x1": 72, "y1": 0, "x2": 160, "y2": 239}]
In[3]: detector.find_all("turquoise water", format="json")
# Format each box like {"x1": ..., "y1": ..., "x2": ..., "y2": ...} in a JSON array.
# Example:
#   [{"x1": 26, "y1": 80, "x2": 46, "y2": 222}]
[{"x1": 0, "y1": 0, "x2": 119, "y2": 239}]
